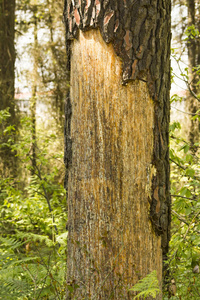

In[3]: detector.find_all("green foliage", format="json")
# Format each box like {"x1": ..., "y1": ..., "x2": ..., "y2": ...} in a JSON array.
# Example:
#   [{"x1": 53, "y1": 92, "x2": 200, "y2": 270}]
[
  {"x1": 0, "y1": 108, "x2": 11, "y2": 123},
  {"x1": 166, "y1": 94, "x2": 200, "y2": 299},
  {"x1": 185, "y1": 25, "x2": 200, "y2": 40},
  {"x1": 170, "y1": 94, "x2": 183, "y2": 104},
  {"x1": 167, "y1": 2, "x2": 200, "y2": 290},
  {"x1": 1, "y1": 1, "x2": 68, "y2": 297},
  {"x1": 129, "y1": 271, "x2": 161, "y2": 299},
  {"x1": 0, "y1": 112, "x2": 67, "y2": 299}
]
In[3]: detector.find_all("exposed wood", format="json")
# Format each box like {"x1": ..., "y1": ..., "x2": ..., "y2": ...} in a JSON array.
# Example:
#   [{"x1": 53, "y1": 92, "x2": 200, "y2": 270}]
[
  {"x1": 64, "y1": 0, "x2": 171, "y2": 298},
  {"x1": 65, "y1": 30, "x2": 163, "y2": 299}
]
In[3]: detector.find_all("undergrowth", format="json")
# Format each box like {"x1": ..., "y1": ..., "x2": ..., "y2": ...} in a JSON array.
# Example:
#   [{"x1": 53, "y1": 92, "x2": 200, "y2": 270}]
[{"x1": 0, "y1": 109, "x2": 67, "y2": 299}]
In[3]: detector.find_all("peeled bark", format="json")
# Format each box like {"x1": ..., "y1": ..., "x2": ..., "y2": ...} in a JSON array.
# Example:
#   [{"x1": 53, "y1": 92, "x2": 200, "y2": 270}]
[{"x1": 64, "y1": 1, "x2": 171, "y2": 299}]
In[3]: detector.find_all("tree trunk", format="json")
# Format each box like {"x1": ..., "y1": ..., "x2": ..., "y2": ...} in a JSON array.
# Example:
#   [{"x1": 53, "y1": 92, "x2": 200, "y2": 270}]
[
  {"x1": 47, "y1": 0, "x2": 65, "y2": 126},
  {"x1": 30, "y1": 7, "x2": 38, "y2": 175},
  {"x1": 186, "y1": 0, "x2": 200, "y2": 152},
  {"x1": 0, "y1": 0, "x2": 17, "y2": 177},
  {"x1": 64, "y1": 1, "x2": 171, "y2": 299}
]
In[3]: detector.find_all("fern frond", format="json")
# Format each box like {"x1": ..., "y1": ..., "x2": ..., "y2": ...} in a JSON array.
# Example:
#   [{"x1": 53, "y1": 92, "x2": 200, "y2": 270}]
[
  {"x1": 0, "y1": 278, "x2": 31, "y2": 299},
  {"x1": 0, "y1": 236, "x2": 24, "y2": 249},
  {"x1": 15, "y1": 231, "x2": 54, "y2": 247},
  {"x1": 129, "y1": 270, "x2": 161, "y2": 300}
]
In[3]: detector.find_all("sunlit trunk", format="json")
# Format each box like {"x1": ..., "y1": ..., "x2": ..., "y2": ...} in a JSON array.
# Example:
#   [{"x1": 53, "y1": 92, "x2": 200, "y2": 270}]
[{"x1": 64, "y1": 1, "x2": 171, "y2": 298}]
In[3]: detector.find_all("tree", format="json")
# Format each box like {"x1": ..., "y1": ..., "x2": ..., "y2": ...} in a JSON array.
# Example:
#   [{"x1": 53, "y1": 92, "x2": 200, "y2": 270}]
[
  {"x1": 30, "y1": 4, "x2": 38, "y2": 174},
  {"x1": 167, "y1": 1, "x2": 200, "y2": 298},
  {"x1": 185, "y1": 0, "x2": 200, "y2": 151},
  {"x1": 64, "y1": 1, "x2": 171, "y2": 299},
  {"x1": 0, "y1": 0, "x2": 17, "y2": 177},
  {"x1": 15, "y1": 0, "x2": 67, "y2": 129},
  {"x1": 171, "y1": 0, "x2": 200, "y2": 150}
]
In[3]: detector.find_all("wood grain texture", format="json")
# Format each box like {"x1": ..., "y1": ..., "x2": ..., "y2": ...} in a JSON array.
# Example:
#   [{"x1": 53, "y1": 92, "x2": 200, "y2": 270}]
[
  {"x1": 64, "y1": 0, "x2": 171, "y2": 261},
  {"x1": 65, "y1": 30, "x2": 163, "y2": 299}
]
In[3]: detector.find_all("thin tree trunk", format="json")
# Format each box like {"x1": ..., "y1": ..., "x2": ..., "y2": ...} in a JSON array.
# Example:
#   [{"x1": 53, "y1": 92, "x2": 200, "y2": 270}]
[
  {"x1": 64, "y1": 1, "x2": 171, "y2": 299},
  {"x1": 186, "y1": 0, "x2": 200, "y2": 152},
  {"x1": 47, "y1": 0, "x2": 64, "y2": 125},
  {"x1": 30, "y1": 7, "x2": 38, "y2": 175},
  {"x1": 30, "y1": 86, "x2": 37, "y2": 175}
]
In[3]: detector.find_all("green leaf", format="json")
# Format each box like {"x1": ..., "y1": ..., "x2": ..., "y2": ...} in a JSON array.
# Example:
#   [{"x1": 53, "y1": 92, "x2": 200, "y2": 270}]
[
  {"x1": 185, "y1": 168, "x2": 195, "y2": 177},
  {"x1": 184, "y1": 145, "x2": 189, "y2": 153},
  {"x1": 67, "y1": 285, "x2": 74, "y2": 293}
]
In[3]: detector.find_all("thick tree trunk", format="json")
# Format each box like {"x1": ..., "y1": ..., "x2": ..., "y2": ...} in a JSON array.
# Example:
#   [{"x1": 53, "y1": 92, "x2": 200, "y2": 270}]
[
  {"x1": 0, "y1": 0, "x2": 17, "y2": 177},
  {"x1": 64, "y1": 1, "x2": 171, "y2": 299}
]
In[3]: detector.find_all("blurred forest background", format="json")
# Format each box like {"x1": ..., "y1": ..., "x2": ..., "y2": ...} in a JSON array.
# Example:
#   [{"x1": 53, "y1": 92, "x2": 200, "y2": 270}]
[{"x1": 0, "y1": 0, "x2": 200, "y2": 299}]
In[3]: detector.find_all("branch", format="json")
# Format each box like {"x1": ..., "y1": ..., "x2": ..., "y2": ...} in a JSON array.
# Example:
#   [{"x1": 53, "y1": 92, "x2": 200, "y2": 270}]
[
  {"x1": 32, "y1": 162, "x2": 58, "y2": 234},
  {"x1": 183, "y1": 209, "x2": 200, "y2": 239},
  {"x1": 171, "y1": 105, "x2": 200, "y2": 116},
  {"x1": 170, "y1": 158, "x2": 185, "y2": 170},
  {"x1": 172, "y1": 209, "x2": 189, "y2": 225},
  {"x1": 170, "y1": 159, "x2": 200, "y2": 182},
  {"x1": 187, "y1": 82, "x2": 200, "y2": 102},
  {"x1": 175, "y1": 56, "x2": 200, "y2": 102},
  {"x1": 171, "y1": 194, "x2": 198, "y2": 202}
]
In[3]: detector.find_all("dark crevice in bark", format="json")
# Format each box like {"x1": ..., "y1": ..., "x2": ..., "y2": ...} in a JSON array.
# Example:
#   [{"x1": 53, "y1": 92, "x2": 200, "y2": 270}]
[
  {"x1": 64, "y1": 93, "x2": 72, "y2": 190},
  {"x1": 64, "y1": 40, "x2": 72, "y2": 198}
]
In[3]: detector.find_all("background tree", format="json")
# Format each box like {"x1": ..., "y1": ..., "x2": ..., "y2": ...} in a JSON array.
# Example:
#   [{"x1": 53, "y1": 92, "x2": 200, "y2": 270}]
[
  {"x1": 172, "y1": 0, "x2": 200, "y2": 149},
  {"x1": 64, "y1": 1, "x2": 171, "y2": 299},
  {"x1": 0, "y1": 1, "x2": 68, "y2": 298},
  {"x1": 167, "y1": 0, "x2": 200, "y2": 298},
  {"x1": 0, "y1": 0, "x2": 17, "y2": 177},
  {"x1": 3, "y1": 0, "x2": 200, "y2": 298},
  {"x1": 186, "y1": 0, "x2": 200, "y2": 151},
  {"x1": 15, "y1": 0, "x2": 68, "y2": 128}
]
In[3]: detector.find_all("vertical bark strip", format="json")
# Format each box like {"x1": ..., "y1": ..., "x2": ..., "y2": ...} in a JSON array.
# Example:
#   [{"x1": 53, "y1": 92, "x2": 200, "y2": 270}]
[{"x1": 64, "y1": 0, "x2": 171, "y2": 298}]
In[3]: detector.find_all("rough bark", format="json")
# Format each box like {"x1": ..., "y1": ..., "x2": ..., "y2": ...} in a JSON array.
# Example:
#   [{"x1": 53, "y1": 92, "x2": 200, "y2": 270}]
[
  {"x1": 64, "y1": 0, "x2": 171, "y2": 299},
  {"x1": 0, "y1": 0, "x2": 17, "y2": 177}
]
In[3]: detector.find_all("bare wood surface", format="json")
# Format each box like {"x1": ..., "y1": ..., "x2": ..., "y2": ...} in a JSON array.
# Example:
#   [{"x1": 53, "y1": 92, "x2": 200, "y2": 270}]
[{"x1": 66, "y1": 30, "x2": 162, "y2": 299}]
